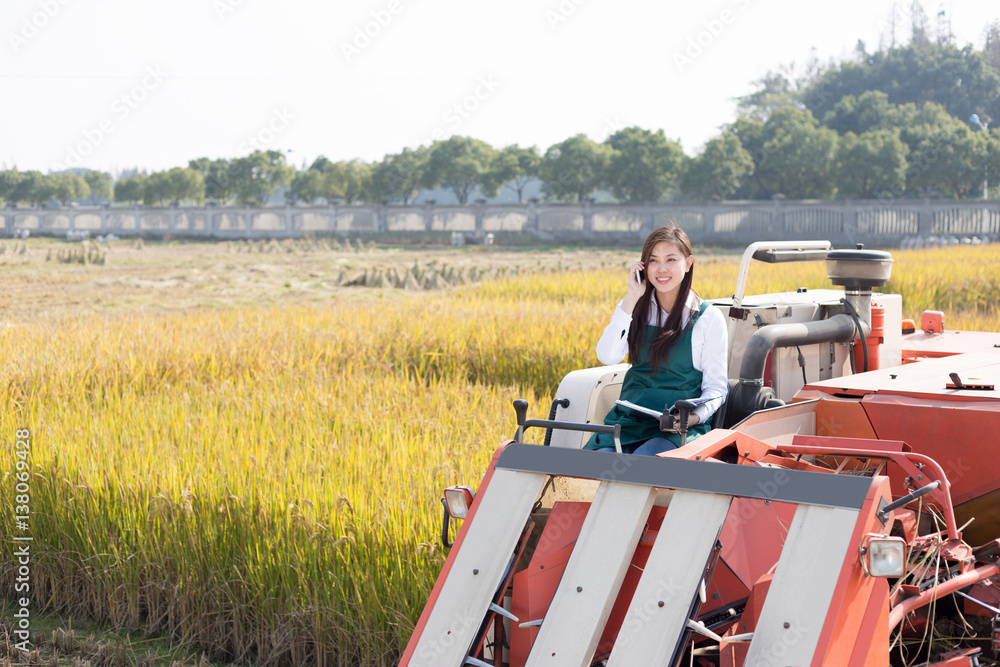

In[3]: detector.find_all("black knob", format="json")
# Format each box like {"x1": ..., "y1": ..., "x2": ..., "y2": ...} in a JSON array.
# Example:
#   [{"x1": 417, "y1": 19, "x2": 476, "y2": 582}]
[
  {"x1": 512, "y1": 399, "x2": 529, "y2": 426},
  {"x1": 674, "y1": 399, "x2": 697, "y2": 412}
]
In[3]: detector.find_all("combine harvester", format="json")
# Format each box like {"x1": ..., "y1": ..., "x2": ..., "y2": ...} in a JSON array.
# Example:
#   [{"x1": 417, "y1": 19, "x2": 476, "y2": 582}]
[{"x1": 401, "y1": 241, "x2": 1000, "y2": 667}]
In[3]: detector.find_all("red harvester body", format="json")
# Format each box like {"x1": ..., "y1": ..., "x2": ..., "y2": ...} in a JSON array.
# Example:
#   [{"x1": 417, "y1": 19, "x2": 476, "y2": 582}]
[{"x1": 402, "y1": 242, "x2": 1000, "y2": 667}]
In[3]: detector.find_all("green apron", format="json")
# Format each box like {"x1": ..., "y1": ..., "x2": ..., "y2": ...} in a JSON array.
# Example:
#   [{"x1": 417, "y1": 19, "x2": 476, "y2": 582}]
[{"x1": 585, "y1": 302, "x2": 711, "y2": 452}]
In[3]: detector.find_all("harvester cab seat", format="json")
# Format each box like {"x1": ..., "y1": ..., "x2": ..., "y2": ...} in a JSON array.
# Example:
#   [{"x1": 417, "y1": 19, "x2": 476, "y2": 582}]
[
  {"x1": 722, "y1": 380, "x2": 785, "y2": 428},
  {"x1": 545, "y1": 364, "x2": 630, "y2": 449},
  {"x1": 710, "y1": 379, "x2": 739, "y2": 429},
  {"x1": 546, "y1": 367, "x2": 748, "y2": 448}
]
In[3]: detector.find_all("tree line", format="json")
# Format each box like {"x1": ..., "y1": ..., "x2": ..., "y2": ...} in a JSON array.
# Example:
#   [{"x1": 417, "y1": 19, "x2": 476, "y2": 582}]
[{"x1": 2, "y1": 39, "x2": 999, "y2": 208}]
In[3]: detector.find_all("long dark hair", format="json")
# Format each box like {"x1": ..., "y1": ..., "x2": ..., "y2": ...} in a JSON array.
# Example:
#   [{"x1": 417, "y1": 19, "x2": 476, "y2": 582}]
[{"x1": 627, "y1": 225, "x2": 696, "y2": 372}]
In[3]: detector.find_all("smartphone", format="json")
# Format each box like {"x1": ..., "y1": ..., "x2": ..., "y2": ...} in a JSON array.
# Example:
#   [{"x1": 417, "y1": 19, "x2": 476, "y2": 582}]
[{"x1": 636, "y1": 269, "x2": 644, "y2": 284}]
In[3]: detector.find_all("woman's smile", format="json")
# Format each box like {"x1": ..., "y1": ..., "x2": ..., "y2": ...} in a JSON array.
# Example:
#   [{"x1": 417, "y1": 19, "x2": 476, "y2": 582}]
[{"x1": 645, "y1": 240, "x2": 692, "y2": 305}]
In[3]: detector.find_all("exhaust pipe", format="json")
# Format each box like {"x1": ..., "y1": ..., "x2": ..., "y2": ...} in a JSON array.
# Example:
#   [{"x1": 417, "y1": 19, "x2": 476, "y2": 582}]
[
  {"x1": 738, "y1": 313, "x2": 870, "y2": 384},
  {"x1": 727, "y1": 245, "x2": 892, "y2": 426},
  {"x1": 728, "y1": 314, "x2": 870, "y2": 426}
]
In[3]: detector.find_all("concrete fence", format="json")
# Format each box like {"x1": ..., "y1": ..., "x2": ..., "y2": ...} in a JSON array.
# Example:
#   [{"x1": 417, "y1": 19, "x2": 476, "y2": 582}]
[{"x1": 5, "y1": 199, "x2": 1000, "y2": 245}]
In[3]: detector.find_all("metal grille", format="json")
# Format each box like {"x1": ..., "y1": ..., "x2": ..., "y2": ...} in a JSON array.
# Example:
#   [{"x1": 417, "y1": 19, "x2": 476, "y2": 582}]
[
  {"x1": 785, "y1": 207, "x2": 843, "y2": 234},
  {"x1": 653, "y1": 209, "x2": 705, "y2": 233},
  {"x1": 385, "y1": 210, "x2": 425, "y2": 231},
  {"x1": 293, "y1": 212, "x2": 330, "y2": 230},
  {"x1": 484, "y1": 210, "x2": 528, "y2": 231},
  {"x1": 934, "y1": 207, "x2": 1000, "y2": 235},
  {"x1": 431, "y1": 210, "x2": 475, "y2": 231},
  {"x1": 714, "y1": 208, "x2": 772, "y2": 234},
  {"x1": 592, "y1": 210, "x2": 642, "y2": 232},
  {"x1": 857, "y1": 207, "x2": 918, "y2": 234},
  {"x1": 252, "y1": 212, "x2": 284, "y2": 231}
]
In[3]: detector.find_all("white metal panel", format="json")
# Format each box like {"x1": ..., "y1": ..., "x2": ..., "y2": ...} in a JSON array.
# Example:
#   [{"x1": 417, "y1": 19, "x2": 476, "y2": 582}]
[
  {"x1": 742, "y1": 504, "x2": 859, "y2": 667},
  {"x1": 548, "y1": 364, "x2": 629, "y2": 449},
  {"x1": 607, "y1": 490, "x2": 733, "y2": 666},
  {"x1": 875, "y1": 293, "x2": 902, "y2": 369},
  {"x1": 525, "y1": 481, "x2": 657, "y2": 666},
  {"x1": 734, "y1": 407, "x2": 817, "y2": 445},
  {"x1": 407, "y1": 469, "x2": 547, "y2": 667}
]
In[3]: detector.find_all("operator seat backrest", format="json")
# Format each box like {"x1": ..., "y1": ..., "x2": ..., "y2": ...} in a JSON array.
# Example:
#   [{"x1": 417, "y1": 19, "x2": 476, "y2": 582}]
[
  {"x1": 711, "y1": 379, "x2": 740, "y2": 430},
  {"x1": 589, "y1": 376, "x2": 624, "y2": 425},
  {"x1": 548, "y1": 364, "x2": 629, "y2": 449}
]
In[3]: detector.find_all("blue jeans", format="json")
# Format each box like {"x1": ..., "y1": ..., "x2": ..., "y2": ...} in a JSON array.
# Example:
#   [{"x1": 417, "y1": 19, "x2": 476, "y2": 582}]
[{"x1": 593, "y1": 435, "x2": 679, "y2": 456}]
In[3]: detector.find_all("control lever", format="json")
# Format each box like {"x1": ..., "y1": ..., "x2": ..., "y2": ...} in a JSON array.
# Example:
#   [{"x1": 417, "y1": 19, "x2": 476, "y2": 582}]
[
  {"x1": 660, "y1": 399, "x2": 698, "y2": 448},
  {"x1": 512, "y1": 399, "x2": 529, "y2": 441},
  {"x1": 513, "y1": 399, "x2": 623, "y2": 450}
]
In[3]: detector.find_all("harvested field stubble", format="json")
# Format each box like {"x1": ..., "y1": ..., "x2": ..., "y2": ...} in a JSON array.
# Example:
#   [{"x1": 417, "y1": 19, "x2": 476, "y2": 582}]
[{"x1": 2, "y1": 241, "x2": 999, "y2": 665}]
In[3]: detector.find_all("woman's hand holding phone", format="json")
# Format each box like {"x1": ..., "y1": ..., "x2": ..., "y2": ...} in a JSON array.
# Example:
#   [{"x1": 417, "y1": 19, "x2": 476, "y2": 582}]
[{"x1": 621, "y1": 261, "x2": 646, "y2": 314}]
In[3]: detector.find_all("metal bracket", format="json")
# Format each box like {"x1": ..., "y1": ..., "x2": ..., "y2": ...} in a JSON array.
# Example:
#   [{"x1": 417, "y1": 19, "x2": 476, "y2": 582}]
[
  {"x1": 875, "y1": 496, "x2": 890, "y2": 527},
  {"x1": 947, "y1": 372, "x2": 995, "y2": 391},
  {"x1": 877, "y1": 481, "x2": 941, "y2": 524}
]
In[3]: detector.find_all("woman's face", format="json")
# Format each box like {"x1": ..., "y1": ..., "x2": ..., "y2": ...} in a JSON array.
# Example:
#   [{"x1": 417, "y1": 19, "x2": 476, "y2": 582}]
[{"x1": 645, "y1": 240, "x2": 692, "y2": 301}]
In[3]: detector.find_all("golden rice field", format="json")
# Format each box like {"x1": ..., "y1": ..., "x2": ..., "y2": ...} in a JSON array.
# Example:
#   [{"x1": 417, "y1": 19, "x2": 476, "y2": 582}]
[{"x1": 2, "y1": 239, "x2": 999, "y2": 666}]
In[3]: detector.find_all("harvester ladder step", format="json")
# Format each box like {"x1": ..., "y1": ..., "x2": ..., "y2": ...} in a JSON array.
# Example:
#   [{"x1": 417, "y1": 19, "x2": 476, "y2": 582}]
[
  {"x1": 606, "y1": 490, "x2": 733, "y2": 665},
  {"x1": 409, "y1": 469, "x2": 547, "y2": 667},
  {"x1": 743, "y1": 504, "x2": 859, "y2": 665},
  {"x1": 525, "y1": 481, "x2": 657, "y2": 665}
]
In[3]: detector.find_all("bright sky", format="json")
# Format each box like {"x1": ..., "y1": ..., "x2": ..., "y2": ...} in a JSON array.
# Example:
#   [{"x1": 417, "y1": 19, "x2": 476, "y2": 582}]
[{"x1": 2, "y1": 0, "x2": 998, "y2": 176}]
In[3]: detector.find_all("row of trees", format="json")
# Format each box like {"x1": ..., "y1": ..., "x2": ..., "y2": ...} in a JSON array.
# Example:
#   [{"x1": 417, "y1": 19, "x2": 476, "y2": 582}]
[
  {"x1": 284, "y1": 99, "x2": 1000, "y2": 202},
  {"x1": 287, "y1": 130, "x2": 687, "y2": 206},
  {"x1": 113, "y1": 134, "x2": 686, "y2": 207},
  {"x1": 113, "y1": 151, "x2": 296, "y2": 207},
  {"x1": 4, "y1": 108, "x2": 993, "y2": 209},
  {"x1": 720, "y1": 96, "x2": 1000, "y2": 200},
  {"x1": 0, "y1": 170, "x2": 112, "y2": 207}
]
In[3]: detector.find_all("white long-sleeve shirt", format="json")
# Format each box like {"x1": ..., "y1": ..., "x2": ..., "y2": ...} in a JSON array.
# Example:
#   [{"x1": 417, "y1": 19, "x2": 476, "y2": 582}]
[{"x1": 596, "y1": 292, "x2": 729, "y2": 425}]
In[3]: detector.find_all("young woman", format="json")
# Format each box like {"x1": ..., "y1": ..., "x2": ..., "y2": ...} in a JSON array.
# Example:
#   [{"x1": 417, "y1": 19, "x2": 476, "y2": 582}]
[{"x1": 584, "y1": 225, "x2": 729, "y2": 455}]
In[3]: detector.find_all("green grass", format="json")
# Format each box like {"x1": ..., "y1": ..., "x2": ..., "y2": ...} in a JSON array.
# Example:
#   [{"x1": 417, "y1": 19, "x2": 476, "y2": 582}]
[{"x1": 0, "y1": 606, "x2": 225, "y2": 666}]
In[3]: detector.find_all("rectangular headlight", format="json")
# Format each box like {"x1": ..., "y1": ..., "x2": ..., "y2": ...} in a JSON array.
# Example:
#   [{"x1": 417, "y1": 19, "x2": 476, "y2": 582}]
[
  {"x1": 862, "y1": 535, "x2": 906, "y2": 577},
  {"x1": 443, "y1": 485, "x2": 475, "y2": 519}
]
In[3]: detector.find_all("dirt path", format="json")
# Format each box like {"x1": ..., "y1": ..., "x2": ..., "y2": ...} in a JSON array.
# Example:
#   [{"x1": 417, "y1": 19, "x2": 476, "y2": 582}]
[{"x1": 0, "y1": 238, "x2": 632, "y2": 318}]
